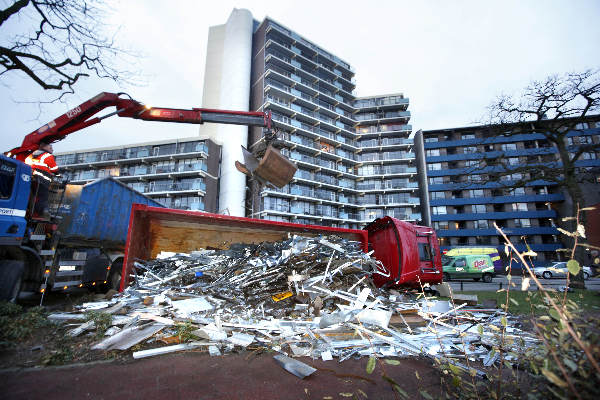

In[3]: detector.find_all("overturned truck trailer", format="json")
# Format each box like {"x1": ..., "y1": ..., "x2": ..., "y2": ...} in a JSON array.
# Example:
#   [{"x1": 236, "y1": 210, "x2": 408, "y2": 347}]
[{"x1": 120, "y1": 205, "x2": 442, "y2": 291}]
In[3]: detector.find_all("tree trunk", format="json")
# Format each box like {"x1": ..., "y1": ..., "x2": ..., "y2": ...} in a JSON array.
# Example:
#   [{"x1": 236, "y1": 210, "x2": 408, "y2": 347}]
[{"x1": 565, "y1": 179, "x2": 586, "y2": 289}]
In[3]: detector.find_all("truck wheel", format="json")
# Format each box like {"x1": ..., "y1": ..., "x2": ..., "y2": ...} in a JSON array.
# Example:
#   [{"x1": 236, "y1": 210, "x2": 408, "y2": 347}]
[
  {"x1": 482, "y1": 273, "x2": 493, "y2": 283},
  {"x1": 107, "y1": 260, "x2": 123, "y2": 292},
  {"x1": 443, "y1": 273, "x2": 451, "y2": 282},
  {"x1": 542, "y1": 271, "x2": 552, "y2": 279},
  {"x1": 0, "y1": 260, "x2": 25, "y2": 303}
]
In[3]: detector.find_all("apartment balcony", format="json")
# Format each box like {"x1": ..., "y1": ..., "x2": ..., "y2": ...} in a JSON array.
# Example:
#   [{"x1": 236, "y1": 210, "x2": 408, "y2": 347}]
[
  {"x1": 65, "y1": 165, "x2": 209, "y2": 184},
  {"x1": 58, "y1": 146, "x2": 209, "y2": 170},
  {"x1": 178, "y1": 202, "x2": 205, "y2": 212},
  {"x1": 265, "y1": 37, "x2": 318, "y2": 70},
  {"x1": 431, "y1": 209, "x2": 557, "y2": 222},
  {"x1": 360, "y1": 198, "x2": 420, "y2": 207},
  {"x1": 356, "y1": 181, "x2": 418, "y2": 191},
  {"x1": 354, "y1": 97, "x2": 409, "y2": 111},
  {"x1": 358, "y1": 165, "x2": 417, "y2": 177},
  {"x1": 355, "y1": 124, "x2": 413, "y2": 137},
  {"x1": 272, "y1": 115, "x2": 358, "y2": 152},
  {"x1": 264, "y1": 69, "x2": 319, "y2": 97},
  {"x1": 359, "y1": 151, "x2": 416, "y2": 163},
  {"x1": 358, "y1": 137, "x2": 413, "y2": 150},
  {"x1": 429, "y1": 193, "x2": 565, "y2": 207},
  {"x1": 145, "y1": 181, "x2": 207, "y2": 196},
  {"x1": 355, "y1": 110, "x2": 411, "y2": 124}
]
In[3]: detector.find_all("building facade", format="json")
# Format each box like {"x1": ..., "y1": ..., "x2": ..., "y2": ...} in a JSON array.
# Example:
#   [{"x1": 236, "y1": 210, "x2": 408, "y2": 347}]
[
  {"x1": 55, "y1": 137, "x2": 221, "y2": 213},
  {"x1": 421, "y1": 118, "x2": 600, "y2": 264}
]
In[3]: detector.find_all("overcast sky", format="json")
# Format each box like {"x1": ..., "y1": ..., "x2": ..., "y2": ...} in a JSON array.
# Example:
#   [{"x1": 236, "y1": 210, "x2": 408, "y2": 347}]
[{"x1": 1, "y1": 0, "x2": 599, "y2": 153}]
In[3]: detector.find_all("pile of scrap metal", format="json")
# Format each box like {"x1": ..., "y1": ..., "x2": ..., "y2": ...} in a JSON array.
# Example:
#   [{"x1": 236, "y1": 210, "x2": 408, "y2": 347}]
[{"x1": 48, "y1": 235, "x2": 538, "y2": 378}]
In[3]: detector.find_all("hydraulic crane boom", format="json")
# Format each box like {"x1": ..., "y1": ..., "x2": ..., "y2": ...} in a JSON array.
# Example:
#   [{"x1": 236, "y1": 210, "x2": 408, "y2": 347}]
[{"x1": 7, "y1": 92, "x2": 296, "y2": 188}]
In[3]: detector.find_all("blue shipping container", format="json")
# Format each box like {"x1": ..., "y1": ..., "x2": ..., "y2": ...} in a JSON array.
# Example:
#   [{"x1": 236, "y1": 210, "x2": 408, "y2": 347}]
[{"x1": 58, "y1": 178, "x2": 163, "y2": 246}]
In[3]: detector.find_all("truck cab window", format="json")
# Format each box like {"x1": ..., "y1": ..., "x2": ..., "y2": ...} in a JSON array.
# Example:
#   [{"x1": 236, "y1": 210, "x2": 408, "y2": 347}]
[
  {"x1": 0, "y1": 159, "x2": 17, "y2": 199},
  {"x1": 418, "y1": 243, "x2": 432, "y2": 261}
]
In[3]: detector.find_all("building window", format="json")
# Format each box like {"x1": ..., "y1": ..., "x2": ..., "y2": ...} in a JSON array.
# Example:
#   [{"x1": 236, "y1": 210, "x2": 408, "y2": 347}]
[
  {"x1": 425, "y1": 137, "x2": 438, "y2": 143},
  {"x1": 0, "y1": 159, "x2": 16, "y2": 199},
  {"x1": 507, "y1": 157, "x2": 519, "y2": 165},
  {"x1": 430, "y1": 192, "x2": 446, "y2": 200},
  {"x1": 462, "y1": 134, "x2": 475, "y2": 140},
  {"x1": 473, "y1": 220, "x2": 489, "y2": 229},
  {"x1": 515, "y1": 218, "x2": 531, "y2": 227},
  {"x1": 469, "y1": 189, "x2": 484, "y2": 197},
  {"x1": 432, "y1": 206, "x2": 447, "y2": 215},
  {"x1": 433, "y1": 221, "x2": 449, "y2": 230},
  {"x1": 429, "y1": 177, "x2": 444, "y2": 185},
  {"x1": 426, "y1": 149, "x2": 440, "y2": 157},
  {"x1": 476, "y1": 236, "x2": 492, "y2": 245},
  {"x1": 501, "y1": 143, "x2": 517, "y2": 151},
  {"x1": 575, "y1": 122, "x2": 589, "y2": 130},
  {"x1": 428, "y1": 163, "x2": 442, "y2": 171},
  {"x1": 463, "y1": 146, "x2": 478, "y2": 153},
  {"x1": 513, "y1": 187, "x2": 526, "y2": 196},
  {"x1": 512, "y1": 203, "x2": 528, "y2": 212},
  {"x1": 472, "y1": 204, "x2": 486, "y2": 213}
]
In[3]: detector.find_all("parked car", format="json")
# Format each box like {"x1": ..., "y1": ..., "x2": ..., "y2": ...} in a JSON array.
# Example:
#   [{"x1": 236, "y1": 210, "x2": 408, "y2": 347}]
[{"x1": 533, "y1": 262, "x2": 591, "y2": 279}]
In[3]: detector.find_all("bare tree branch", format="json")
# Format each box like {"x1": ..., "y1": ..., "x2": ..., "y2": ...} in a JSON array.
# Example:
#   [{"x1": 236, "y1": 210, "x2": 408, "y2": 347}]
[{"x1": 0, "y1": 0, "x2": 140, "y2": 100}]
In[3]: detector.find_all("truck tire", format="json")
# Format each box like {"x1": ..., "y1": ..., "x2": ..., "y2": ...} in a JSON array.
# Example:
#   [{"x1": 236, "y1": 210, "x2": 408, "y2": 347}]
[
  {"x1": 443, "y1": 272, "x2": 451, "y2": 282},
  {"x1": 106, "y1": 260, "x2": 123, "y2": 292},
  {"x1": 0, "y1": 260, "x2": 25, "y2": 303},
  {"x1": 482, "y1": 273, "x2": 493, "y2": 283}
]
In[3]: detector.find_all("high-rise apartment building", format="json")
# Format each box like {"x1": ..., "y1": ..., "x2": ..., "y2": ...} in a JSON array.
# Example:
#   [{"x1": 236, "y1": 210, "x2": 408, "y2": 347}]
[
  {"x1": 420, "y1": 118, "x2": 600, "y2": 264},
  {"x1": 244, "y1": 18, "x2": 420, "y2": 228}
]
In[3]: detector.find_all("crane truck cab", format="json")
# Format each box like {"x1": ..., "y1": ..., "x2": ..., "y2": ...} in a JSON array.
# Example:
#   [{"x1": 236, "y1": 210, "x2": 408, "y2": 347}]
[{"x1": 0, "y1": 154, "x2": 47, "y2": 302}]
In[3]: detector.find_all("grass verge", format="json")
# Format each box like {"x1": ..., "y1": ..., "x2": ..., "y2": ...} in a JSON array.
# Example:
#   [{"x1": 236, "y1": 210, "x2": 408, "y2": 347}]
[{"x1": 459, "y1": 289, "x2": 600, "y2": 315}]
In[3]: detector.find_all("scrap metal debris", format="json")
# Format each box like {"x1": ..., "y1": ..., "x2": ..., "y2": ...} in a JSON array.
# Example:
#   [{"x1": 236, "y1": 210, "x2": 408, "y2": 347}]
[{"x1": 48, "y1": 234, "x2": 538, "y2": 378}]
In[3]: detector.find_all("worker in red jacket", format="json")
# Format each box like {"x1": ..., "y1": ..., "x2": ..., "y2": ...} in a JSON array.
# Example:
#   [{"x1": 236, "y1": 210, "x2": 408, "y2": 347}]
[
  {"x1": 24, "y1": 141, "x2": 58, "y2": 219},
  {"x1": 25, "y1": 141, "x2": 58, "y2": 176}
]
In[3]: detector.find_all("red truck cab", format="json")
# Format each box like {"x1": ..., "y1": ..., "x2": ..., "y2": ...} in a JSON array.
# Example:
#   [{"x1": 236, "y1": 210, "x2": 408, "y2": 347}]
[{"x1": 365, "y1": 217, "x2": 442, "y2": 288}]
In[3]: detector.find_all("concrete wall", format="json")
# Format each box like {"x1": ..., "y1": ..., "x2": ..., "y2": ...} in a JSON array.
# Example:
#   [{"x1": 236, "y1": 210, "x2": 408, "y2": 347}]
[{"x1": 199, "y1": 9, "x2": 254, "y2": 216}]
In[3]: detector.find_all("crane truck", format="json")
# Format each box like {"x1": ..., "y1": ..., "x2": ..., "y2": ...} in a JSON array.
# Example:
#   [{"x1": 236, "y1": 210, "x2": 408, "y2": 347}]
[{"x1": 1, "y1": 92, "x2": 297, "y2": 302}]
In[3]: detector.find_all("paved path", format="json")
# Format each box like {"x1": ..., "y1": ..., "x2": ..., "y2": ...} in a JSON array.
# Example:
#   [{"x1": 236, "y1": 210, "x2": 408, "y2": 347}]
[{"x1": 0, "y1": 352, "x2": 440, "y2": 400}]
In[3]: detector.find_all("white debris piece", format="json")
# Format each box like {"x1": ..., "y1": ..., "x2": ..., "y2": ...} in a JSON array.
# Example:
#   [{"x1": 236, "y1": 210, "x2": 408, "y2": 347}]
[
  {"x1": 227, "y1": 332, "x2": 254, "y2": 347},
  {"x1": 209, "y1": 345, "x2": 221, "y2": 356},
  {"x1": 132, "y1": 342, "x2": 208, "y2": 359},
  {"x1": 321, "y1": 350, "x2": 333, "y2": 361},
  {"x1": 194, "y1": 324, "x2": 227, "y2": 341},
  {"x1": 171, "y1": 297, "x2": 214, "y2": 316},
  {"x1": 92, "y1": 324, "x2": 165, "y2": 351}
]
